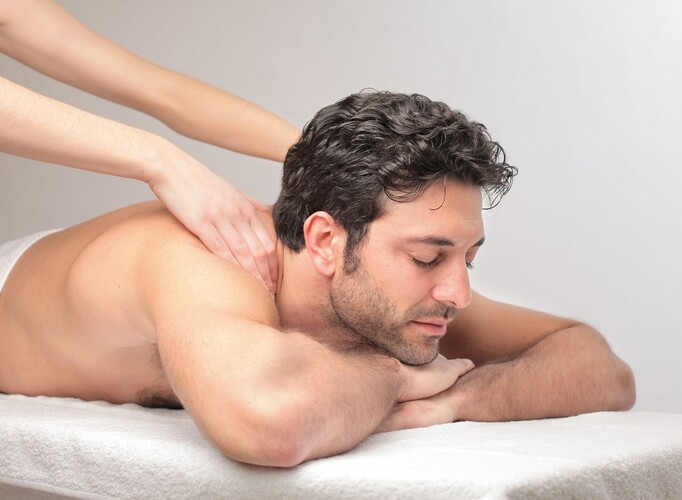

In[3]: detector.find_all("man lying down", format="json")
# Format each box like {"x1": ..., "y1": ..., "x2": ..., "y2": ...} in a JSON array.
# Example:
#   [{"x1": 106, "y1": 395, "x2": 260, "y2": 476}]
[{"x1": 0, "y1": 91, "x2": 635, "y2": 467}]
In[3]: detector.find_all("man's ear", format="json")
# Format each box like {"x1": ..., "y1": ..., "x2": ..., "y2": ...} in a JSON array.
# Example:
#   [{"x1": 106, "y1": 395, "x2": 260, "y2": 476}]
[{"x1": 303, "y1": 211, "x2": 345, "y2": 277}]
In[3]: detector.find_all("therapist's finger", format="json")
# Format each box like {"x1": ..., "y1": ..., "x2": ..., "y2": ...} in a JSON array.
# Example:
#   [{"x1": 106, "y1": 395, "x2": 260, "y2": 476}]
[
  {"x1": 243, "y1": 193, "x2": 270, "y2": 212},
  {"x1": 195, "y1": 223, "x2": 238, "y2": 263},
  {"x1": 233, "y1": 198, "x2": 277, "y2": 292},
  {"x1": 241, "y1": 194, "x2": 277, "y2": 287},
  {"x1": 248, "y1": 214, "x2": 278, "y2": 290},
  {"x1": 215, "y1": 220, "x2": 272, "y2": 293},
  {"x1": 232, "y1": 216, "x2": 276, "y2": 293}
]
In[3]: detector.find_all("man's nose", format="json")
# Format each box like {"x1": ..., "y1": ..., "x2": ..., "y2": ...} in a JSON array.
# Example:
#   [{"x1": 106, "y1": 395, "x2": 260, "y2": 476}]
[{"x1": 431, "y1": 262, "x2": 472, "y2": 309}]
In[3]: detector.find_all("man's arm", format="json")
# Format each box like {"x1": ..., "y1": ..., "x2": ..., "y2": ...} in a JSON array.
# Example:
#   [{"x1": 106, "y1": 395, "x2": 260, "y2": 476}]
[
  {"x1": 140, "y1": 232, "x2": 471, "y2": 466},
  {"x1": 0, "y1": 0, "x2": 299, "y2": 162},
  {"x1": 378, "y1": 292, "x2": 635, "y2": 432}
]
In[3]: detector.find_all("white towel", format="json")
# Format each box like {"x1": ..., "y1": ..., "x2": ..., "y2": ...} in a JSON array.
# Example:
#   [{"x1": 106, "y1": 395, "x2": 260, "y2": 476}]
[
  {"x1": 0, "y1": 230, "x2": 60, "y2": 291},
  {"x1": 1, "y1": 394, "x2": 681, "y2": 499}
]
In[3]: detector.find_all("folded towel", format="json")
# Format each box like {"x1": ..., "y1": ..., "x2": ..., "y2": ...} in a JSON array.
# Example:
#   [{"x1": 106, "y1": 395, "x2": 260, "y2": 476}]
[{"x1": 1, "y1": 394, "x2": 681, "y2": 499}]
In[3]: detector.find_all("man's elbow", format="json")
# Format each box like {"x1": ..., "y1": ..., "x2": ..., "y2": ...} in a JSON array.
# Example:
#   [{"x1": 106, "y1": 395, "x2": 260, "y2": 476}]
[
  {"x1": 575, "y1": 325, "x2": 636, "y2": 412},
  {"x1": 607, "y1": 359, "x2": 636, "y2": 411},
  {"x1": 211, "y1": 399, "x2": 314, "y2": 468},
  {"x1": 251, "y1": 409, "x2": 312, "y2": 468}
]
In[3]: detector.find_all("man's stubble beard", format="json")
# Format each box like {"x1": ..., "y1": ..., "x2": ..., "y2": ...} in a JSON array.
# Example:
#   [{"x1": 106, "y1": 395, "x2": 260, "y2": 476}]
[{"x1": 323, "y1": 258, "x2": 455, "y2": 366}]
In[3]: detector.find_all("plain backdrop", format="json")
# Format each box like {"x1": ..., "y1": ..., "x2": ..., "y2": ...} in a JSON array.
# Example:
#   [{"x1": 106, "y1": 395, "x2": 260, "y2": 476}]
[{"x1": 1, "y1": 0, "x2": 680, "y2": 413}]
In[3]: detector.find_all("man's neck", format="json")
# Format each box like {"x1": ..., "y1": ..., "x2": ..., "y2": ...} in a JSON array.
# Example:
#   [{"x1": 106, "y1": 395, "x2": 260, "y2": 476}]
[
  {"x1": 275, "y1": 244, "x2": 317, "y2": 330},
  {"x1": 256, "y1": 209, "x2": 319, "y2": 330},
  {"x1": 260, "y1": 210, "x2": 362, "y2": 350},
  {"x1": 275, "y1": 242, "x2": 364, "y2": 351}
]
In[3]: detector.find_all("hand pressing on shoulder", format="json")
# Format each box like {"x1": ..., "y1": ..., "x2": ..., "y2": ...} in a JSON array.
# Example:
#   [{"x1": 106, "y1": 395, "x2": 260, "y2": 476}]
[
  {"x1": 147, "y1": 151, "x2": 277, "y2": 294},
  {"x1": 0, "y1": 75, "x2": 279, "y2": 294}
]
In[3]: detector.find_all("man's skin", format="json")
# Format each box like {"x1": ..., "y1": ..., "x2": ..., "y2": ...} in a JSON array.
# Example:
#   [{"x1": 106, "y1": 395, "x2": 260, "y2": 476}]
[{"x1": 0, "y1": 179, "x2": 635, "y2": 467}]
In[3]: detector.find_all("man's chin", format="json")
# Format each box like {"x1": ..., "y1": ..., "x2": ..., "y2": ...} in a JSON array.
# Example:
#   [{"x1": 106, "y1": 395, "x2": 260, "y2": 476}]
[{"x1": 391, "y1": 345, "x2": 440, "y2": 366}]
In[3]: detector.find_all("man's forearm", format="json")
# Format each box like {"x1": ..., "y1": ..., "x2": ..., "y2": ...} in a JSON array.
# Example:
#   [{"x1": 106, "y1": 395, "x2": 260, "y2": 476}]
[
  {"x1": 215, "y1": 334, "x2": 469, "y2": 466},
  {"x1": 449, "y1": 325, "x2": 635, "y2": 422},
  {"x1": 285, "y1": 343, "x2": 471, "y2": 465}
]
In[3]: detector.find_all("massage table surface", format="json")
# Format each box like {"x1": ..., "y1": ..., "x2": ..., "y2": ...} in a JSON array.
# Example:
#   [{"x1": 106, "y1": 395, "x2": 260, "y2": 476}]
[{"x1": 1, "y1": 394, "x2": 681, "y2": 499}]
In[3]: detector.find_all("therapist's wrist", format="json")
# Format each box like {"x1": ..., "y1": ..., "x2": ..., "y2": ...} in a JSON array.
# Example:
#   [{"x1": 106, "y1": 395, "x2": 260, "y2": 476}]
[{"x1": 142, "y1": 136, "x2": 184, "y2": 187}]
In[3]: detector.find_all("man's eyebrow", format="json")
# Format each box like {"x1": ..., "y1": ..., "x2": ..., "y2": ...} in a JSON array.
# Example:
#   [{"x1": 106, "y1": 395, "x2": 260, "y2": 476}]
[{"x1": 405, "y1": 236, "x2": 485, "y2": 247}]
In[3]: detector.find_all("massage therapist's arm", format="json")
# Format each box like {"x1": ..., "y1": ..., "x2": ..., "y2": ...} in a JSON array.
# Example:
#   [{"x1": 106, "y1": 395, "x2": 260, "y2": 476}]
[
  {"x1": 140, "y1": 233, "x2": 470, "y2": 467},
  {"x1": 0, "y1": 76, "x2": 186, "y2": 183},
  {"x1": 0, "y1": 0, "x2": 301, "y2": 292},
  {"x1": 0, "y1": 76, "x2": 280, "y2": 292},
  {"x1": 0, "y1": 0, "x2": 299, "y2": 161},
  {"x1": 378, "y1": 292, "x2": 635, "y2": 432}
]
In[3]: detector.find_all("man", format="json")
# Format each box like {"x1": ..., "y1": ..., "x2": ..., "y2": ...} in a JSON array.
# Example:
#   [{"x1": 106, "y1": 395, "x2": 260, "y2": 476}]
[{"x1": 0, "y1": 91, "x2": 635, "y2": 467}]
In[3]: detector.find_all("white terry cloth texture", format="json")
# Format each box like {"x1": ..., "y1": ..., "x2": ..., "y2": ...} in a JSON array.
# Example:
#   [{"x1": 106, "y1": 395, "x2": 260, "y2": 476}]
[
  {"x1": 1, "y1": 395, "x2": 681, "y2": 500},
  {"x1": 0, "y1": 230, "x2": 61, "y2": 292}
]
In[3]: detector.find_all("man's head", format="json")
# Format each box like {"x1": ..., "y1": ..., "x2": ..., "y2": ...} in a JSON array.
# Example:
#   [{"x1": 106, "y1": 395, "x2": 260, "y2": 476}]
[
  {"x1": 273, "y1": 91, "x2": 516, "y2": 364},
  {"x1": 274, "y1": 91, "x2": 515, "y2": 267}
]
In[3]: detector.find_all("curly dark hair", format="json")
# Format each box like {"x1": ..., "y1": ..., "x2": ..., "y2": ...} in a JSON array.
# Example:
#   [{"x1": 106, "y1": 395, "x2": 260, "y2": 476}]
[{"x1": 273, "y1": 91, "x2": 517, "y2": 270}]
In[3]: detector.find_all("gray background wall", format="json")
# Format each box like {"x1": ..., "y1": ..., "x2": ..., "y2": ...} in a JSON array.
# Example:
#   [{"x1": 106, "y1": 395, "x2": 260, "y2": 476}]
[{"x1": 1, "y1": 0, "x2": 680, "y2": 413}]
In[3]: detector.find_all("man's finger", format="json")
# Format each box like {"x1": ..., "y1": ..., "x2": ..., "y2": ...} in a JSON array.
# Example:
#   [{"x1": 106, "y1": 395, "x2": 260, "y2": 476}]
[
  {"x1": 399, "y1": 357, "x2": 474, "y2": 402},
  {"x1": 450, "y1": 358, "x2": 475, "y2": 376},
  {"x1": 375, "y1": 398, "x2": 453, "y2": 434}
]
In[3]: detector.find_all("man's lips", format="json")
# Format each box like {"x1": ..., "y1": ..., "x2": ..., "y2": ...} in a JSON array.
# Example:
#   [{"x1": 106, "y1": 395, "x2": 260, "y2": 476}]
[{"x1": 410, "y1": 319, "x2": 448, "y2": 335}]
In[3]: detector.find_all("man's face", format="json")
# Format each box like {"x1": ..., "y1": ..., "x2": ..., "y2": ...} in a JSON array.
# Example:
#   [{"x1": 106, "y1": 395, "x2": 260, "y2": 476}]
[{"x1": 327, "y1": 179, "x2": 484, "y2": 365}]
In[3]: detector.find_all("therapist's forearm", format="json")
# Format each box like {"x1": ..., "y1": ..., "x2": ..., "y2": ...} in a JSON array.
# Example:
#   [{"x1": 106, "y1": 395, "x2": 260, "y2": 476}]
[
  {"x1": 0, "y1": 0, "x2": 299, "y2": 163},
  {"x1": 449, "y1": 325, "x2": 636, "y2": 421},
  {"x1": 0, "y1": 76, "x2": 179, "y2": 183},
  {"x1": 146, "y1": 71, "x2": 300, "y2": 163}
]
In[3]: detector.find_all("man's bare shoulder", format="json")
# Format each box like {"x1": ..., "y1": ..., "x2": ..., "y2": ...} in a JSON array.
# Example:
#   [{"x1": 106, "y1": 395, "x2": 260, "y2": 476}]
[
  {"x1": 64, "y1": 201, "x2": 280, "y2": 339},
  {"x1": 122, "y1": 202, "x2": 280, "y2": 326},
  {"x1": 76, "y1": 200, "x2": 205, "y2": 260}
]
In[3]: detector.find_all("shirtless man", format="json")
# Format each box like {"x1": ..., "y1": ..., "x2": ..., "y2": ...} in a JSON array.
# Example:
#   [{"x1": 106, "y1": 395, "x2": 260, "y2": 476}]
[{"x1": 0, "y1": 92, "x2": 635, "y2": 467}]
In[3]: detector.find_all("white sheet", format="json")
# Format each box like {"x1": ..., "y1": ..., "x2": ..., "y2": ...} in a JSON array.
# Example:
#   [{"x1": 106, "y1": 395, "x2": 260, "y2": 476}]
[{"x1": 1, "y1": 394, "x2": 681, "y2": 499}]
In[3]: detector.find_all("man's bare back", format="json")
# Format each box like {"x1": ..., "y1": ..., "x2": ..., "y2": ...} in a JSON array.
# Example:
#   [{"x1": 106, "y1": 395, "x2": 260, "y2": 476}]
[{"x1": 0, "y1": 202, "x2": 190, "y2": 407}]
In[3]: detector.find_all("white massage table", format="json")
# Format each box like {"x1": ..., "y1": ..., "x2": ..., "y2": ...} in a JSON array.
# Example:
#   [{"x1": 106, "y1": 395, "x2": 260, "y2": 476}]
[{"x1": 1, "y1": 394, "x2": 681, "y2": 499}]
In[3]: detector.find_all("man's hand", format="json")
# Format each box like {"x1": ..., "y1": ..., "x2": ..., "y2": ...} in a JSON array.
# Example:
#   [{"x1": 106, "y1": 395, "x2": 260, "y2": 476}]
[
  {"x1": 376, "y1": 384, "x2": 461, "y2": 433},
  {"x1": 378, "y1": 357, "x2": 474, "y2": 434},
  {"x1": 398, "y1": 355, "x2": 473, "y2": 402}
]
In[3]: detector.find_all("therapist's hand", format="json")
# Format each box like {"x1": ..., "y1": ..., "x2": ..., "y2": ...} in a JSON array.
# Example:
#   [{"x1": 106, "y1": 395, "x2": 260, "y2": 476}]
[{"x1": 148, "y1": 157, "x2": 277, "y2": 294}]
